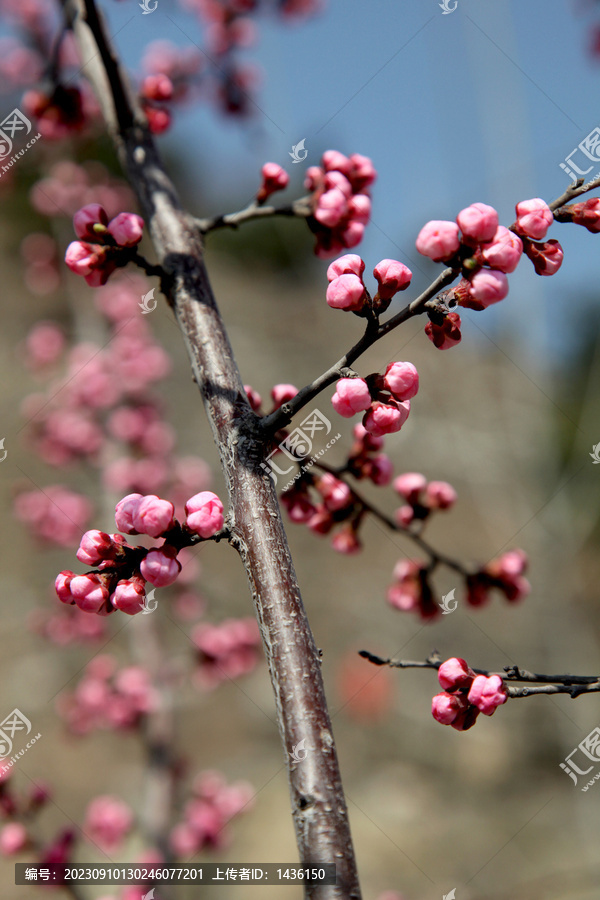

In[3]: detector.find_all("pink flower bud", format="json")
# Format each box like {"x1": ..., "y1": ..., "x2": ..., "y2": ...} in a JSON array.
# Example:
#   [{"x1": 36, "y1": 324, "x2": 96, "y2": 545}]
[
  {"x1": 373, "y1": 259, "x2": 412, "y2": 300},
  {"x1": 321, "y1": 150, "x2": 352, "y2": 175},
  {"x1": 315, "y1": 188, "x2": 348, "y2": 228},
  {"x1": 523, "y1": 239, "x2": 564, "y2": 276},
  {"x1": 467, "y1": 674, "x2": 507, "y2": 716},
  {"x1": 69, "y1": 574, "x2": 109, "y2": 613},
  {"x1": 307, "y1": 504, "x2": 335, "y2": 535},
  {"x1": 107, "y1": 212, "x2": 144, "y2": 247},
  {"x1": 140, "y1": 547, "x2": 181, "y2": 587},
  {"x1": 84, "y1": 796, "x2": 133, "y2": 852},
  {"x1": 348, "y1": 153, "x2": 377, "y2": 191},
  {"x1": 331, "y1": 377, "x2": 371, "y2": 417},
  {"x1": 326, "y1": 273, "x2": 366, "y2": 311},
  {"x1": 184, "y1": 491, "x2": 225, "y2": 538},
  {"x1": 387, "y1": 582, "x2": 419, "y2": 611},
  {"x1": 317, "y1": 473, "x2": 352, "y2": 511},
  {"x1": 437, "y1": 657, "x2": 475, "y2": 692},
  {"x1": 141, "y1": 73, "x2": 174, "y2": 101},
  {"x1": 425, "y1": 480, "x2": 457, "y2": 510},
  {"x1": 393, "y1": 472, "x2": 427, "y2": 502},
  {"x1": 55, "y1": 570, "x2": 75, "y2": 604},
  {"x1": 64, "y1": 241, "x2": 102, "y2": 277},
  {"x1": 367, "y1": 454, "x2": 393, "y2": 485},
  {"x1": 331, "y1": 526, "x2": 361, "y2": 554},
  {"x1": 132, "y1": 494, "x2": 175, "y2": 538},
  {"x1": 515, "y1": 198, "x2": 553, "y2": 240},
  {"x1": 424, "y1": 312, "x2": 462, "y2": 350},
  {"x1": 363, "y1": 400, "x2": 410, "y2": 437},
  {"x1": 73, "y1": 204, "x2": 108, "y2": 240},
  {"x1": 76, "y1": 530, "x2": 116, "y2": 566},
  {"x1": 281, "y1": 489, "x2": 315, "y2": 523},
  {"x1": 0, "y1": 822, "x2": 28, "y2": 856},
  {"x1": 456, "y1": 202, "x2": 499, "y2": 243},
  {"x1": 569, "y1": 197, "x2": 600, "y2": 233},
  {"x1": 481, "y1": 226, "x2": 523, "y2": 273},
  {"x1": 416, "y1": 220, "x2": 460, "y2": 261},
  {"x1": 258, "y1": 162, "x2": 289, "y2": 201},
  {"x1": 326, "y1": 254, "x2": 365, "y2": 282},
  {"x1": 115, "y1": 493, "x2": 144, "y2": 534},
  {"x1": 496, "y1": 549, "x2": 528, "y2": 578},
  {"x1": 383, "y1": 361, "x2": 419, "y2": 401},
  {"x1": 468, "y1": 269, "x2": 509, "y2": 306},
  {"x1": 304, "y1": 165, "x2": 323, "y2": 191},
  {"x1": 270, "y1": 383, "x2": 298, "y2": 407},
  {"x1": 111, "y1": 578, "x2": 146, "y2": 616},
  {"x1": 394, "y1": 505, "x2": 415, "y2": 528},
  {"x1": 324, "y1": 170, "x2": 353, "y2": 197},
  {"x1": 348, "y1": 194, "x2": 371, "y2": 225},
  {"x1": 431, "y1": 691, "x2": 470, "y2": 725},
  {"x1": 340, "y1": 220, "x2": 365, "y2": 248}
]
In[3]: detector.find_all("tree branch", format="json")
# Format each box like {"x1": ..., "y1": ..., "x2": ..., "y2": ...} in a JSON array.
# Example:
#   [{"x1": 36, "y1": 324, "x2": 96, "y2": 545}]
[
  {"x1": 60, "y1": 0, "x2": 361, "y2": 895},
  {"x1": 195, "y1": 198, "x2": 311, "y2": 234}
]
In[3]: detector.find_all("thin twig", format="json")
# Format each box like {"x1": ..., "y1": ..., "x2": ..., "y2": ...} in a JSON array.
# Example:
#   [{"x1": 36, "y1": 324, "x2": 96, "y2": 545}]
[{"x1": 195, "y1": 198, "x2": 311, "y2": 234}]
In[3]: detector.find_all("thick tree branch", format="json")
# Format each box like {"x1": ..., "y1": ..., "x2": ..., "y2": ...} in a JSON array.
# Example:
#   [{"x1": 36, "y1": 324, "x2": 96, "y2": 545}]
[
  {"x1": 359, "y1": 651, "x2": 600, "y2": 699},
  {"x1": 60, "y1": 0, "x2": 361, "y2": 895}
]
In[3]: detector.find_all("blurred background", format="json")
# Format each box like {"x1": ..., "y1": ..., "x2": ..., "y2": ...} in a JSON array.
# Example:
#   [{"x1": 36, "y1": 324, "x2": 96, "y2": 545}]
[{"x1": 1, "y1": 0, "x2": 600, "y2": 898}]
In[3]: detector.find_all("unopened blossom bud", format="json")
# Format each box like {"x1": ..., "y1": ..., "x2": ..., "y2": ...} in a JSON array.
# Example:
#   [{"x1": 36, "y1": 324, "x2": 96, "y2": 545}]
[
  {"x1": 416, "y1": 220, "x2": 460, "y2": 261},
  {"x1": 431, "y1": 691, "x2": 470, "y2": 725},
  {"x1": 315, "y1": 188, "x2": 348, "y2": 228},
  {"x1": 111, "y1": 577, "x2": 147, "y2": 616},
  {"x1": 326, "y1": 273, "x2": 366, "y2": 311},
  {"x1": 317, "y1": 473, "x2": 352, "y2": 511},
  {"x1": 140, "y1": 546, "x2": 181, "y2": 587},
  {"x1": 281, "y1": 489, "x2": 315, "y2": 523},
  {"x1": 115, "y1": 493, "x2": 144, "y2": 534},
  {"x1": 467, "y1": 674, "x2": 507, "y2": 715},
  {"x1": 76, "y1": 530, "x2": 116, "y2": 566},
  {"x1": 324, "y1": 170, "x2": 353, "y2": 197},
  {"x1": 55, "y1": 570, "x2": 75, "y2": 604},
  {"x1": 481, "y1": 226, "x2": 523, "y2": 273},
  {"x1": 321, "y1": 150, "x2": 352, "y2": 176},
  {"x1": 185, "y1": 491, "x2": 224, "y2": 538},
  {"x1": 515, "y1": 198, "x2": 553, "y2": 240},
  {"x1": 270, "y1": 383, "x2": 298, "y2": 407},
  {"x1": 69, "y1": 573, "x2": 110, "y2": 613},
  {"x1": 395, "y1": 505, "x2": 415, "y2": 528},
  {"x1": 331, "y1": 377, "x2": 371, "y2": 417},
  {"x1": 257, "y1": 162, "x2": 289, "y2": 203},
  {"x1": 425, "y1": 480, "x2": 457, "y2": 510},
  {"x1": 307, "y1": 504, "x2": 335, "y2": 534},
  {"x1": 331, "y1": 525, "x2": 361, "y2": 555},
  {"x1": 304, "y1": 166, "x2": 322, "y2": 191},
  {"x1": 141, "y1": 73, "x2": 174, "y2": 101},
  {"x1": 456, "y1": 202, "x2": 499, "y2": 243},
  {"x1": 393, "y1": 472, "x2": 427, "y2": 502},
  {"x1": 132, "y1": 494, "x2": 175, "y2": 538},
  {"x1": 0, "y1": 822, "x2": 28, "y2": 856},
  {"x1": 326, "y1": 254, "x2": 365, "y2": 281},
  {"x1": 523, "y1": 238, "x2": 563, "y2": 276},
  {"x1": 348, "y1": 194, "x2": 371, "y2": 225},
  {"x1": 469, "y1": 269, "x2": 509, "y2": 306},
  {"x1": 363, "y1": 400, "x2": 410, "y2": 437},
  {"x1": 438, "y1": 657, "x2": 475, "y2": 692},
  {"x1": 373, "y1": 259, "x2": 412, "y2": 300},
  {"x1": 568, "y1": 197, "x2": 600, "y2": 233},
  {"x1": 340, "y1": 221, "x2": 365, "y2": 248},
  {"x1": 73, "y1": 204, "x2": 108, "y2": 240},
  {"x1": 367, "y1": 454, "x2": 393, "y2": 485},
  {"x1": 424, "y1": 312, "x2": 462, "y2": 350},
  {"x1": 347, "y1": 152, "x2": 377, "y2": 190},
  {"x1": 383, "y1": 361, "x2": 419, "y2": 401},
  {"x1": 107, "y1": 212, "x2": 144, "y2": 247},
  {"x1": 65, "y1": 241, "x2": 115, "y2": 286}
]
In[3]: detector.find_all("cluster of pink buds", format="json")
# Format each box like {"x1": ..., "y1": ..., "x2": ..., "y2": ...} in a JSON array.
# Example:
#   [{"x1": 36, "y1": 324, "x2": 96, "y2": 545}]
[
  {"x1": 387, "y1": 559, "x2": 437, "y2": 619},
  {"x1": 325, "y1": 253, "x2": 412, "y2": 317},
  {"x1": 56, "y1": 656, "x2": 158, "y2": 735},
  {"x1": 83, "y1": 795, "x2": 133, "y2": 852},
  {"x1": 305, "y1": 152, "x2": 376, "y2": 257},
  {"x1": 393, "y1": 472, "x2": 457, "y2": 528},
  {"x1": 170, "y1": 770, "x2": 254, "y2": 856},
  {"x1": 55, "y1": 490, "x2": 225, "y2": 616},
  {"x1": 331, "y1": 359, "x2": 418, "y2": 438},
  {"x1": 23, "y1": 84, "x2": 97, "y2": 140},
  {"x1": 256, "y1": 162, "x2": 290, "y2": 204},
  {"x1": 140, "y1": 73, "x2": 174, "y2": 134},
  {"x1": 431, "y1": 657, "x2": 507, "y2": 730},
  {"x1": 417, "y1": 198, "x2": 563, "y2": 349},
  {"x1": 282, "y1": 471, "x2": 362, "y2": 555},
  {"x1": 344, "y1": 424, "x2": 394, "y2": 485},
  {"x1": 65, "y1": 204, "x2": 145, "y2": 286},
  {"x1": 192, "y1": 618, "x2": 262, "y2": 688},
  {"x1": 14, "y1": 486, "x2": 92, "y2": 547},
  {"x1": 0, "y1": 773, "x2": 50, "y2": 858},
  {"x1": 466, "y1": 549, "x2": 530, "y2": 605}
]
